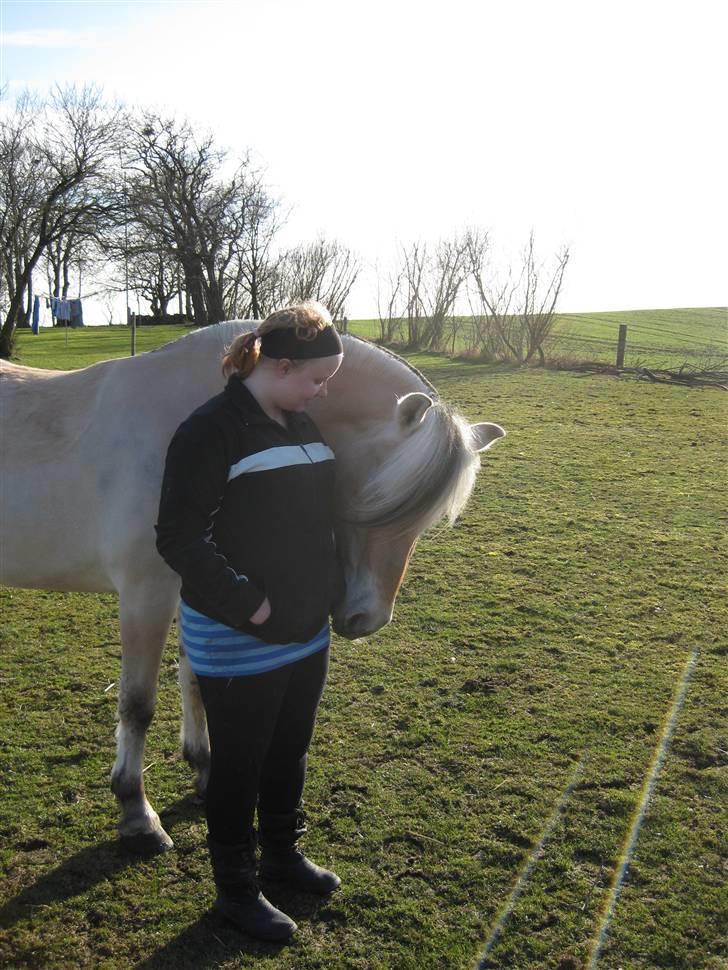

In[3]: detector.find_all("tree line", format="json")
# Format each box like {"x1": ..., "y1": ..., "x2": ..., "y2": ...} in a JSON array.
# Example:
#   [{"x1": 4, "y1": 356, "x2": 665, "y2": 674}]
[
  {"x1": 376, "y1": 230, "x2": 569, "y2": 363},
  {"x1": 0, "y1": 85, "x2": 360, "y2": 357},
  {"x1": 1, "y1": 85, "x2": 569, "y2": 362}
]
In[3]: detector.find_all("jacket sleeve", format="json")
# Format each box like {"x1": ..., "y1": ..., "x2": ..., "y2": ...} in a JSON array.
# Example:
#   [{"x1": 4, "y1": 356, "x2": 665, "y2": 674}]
[{"x1": 155, "y1": 413, "x2": 266, "y2": 627}]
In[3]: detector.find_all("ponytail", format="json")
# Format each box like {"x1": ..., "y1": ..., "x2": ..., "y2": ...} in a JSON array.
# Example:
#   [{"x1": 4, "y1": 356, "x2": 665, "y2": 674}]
[{"x1": 222, "y1": 330, "x2": 261, "y2": 379}]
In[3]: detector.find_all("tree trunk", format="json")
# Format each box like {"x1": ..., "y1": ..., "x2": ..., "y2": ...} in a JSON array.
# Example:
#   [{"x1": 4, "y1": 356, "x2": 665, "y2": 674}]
[
  {"x1": 184, "y1": 263, "x2": 208, "y2": 325},
  {"x1": 202, "y1": 260, "x2": 225, "y2": 323},
  {"x1": 250, "y1": 276, "x2": 260, "y2": 319},
  {"x1": 205, "y1": 286, "x2": 225, "y2": 324},
  {"x1": 1, "y1": 287, "x2": 26, "y2": 356},
  {"x1": 15, "y1": 296, "x2": 30, "y2": 329},
  {"x1": 24, "y1": 275, "x2": 34, "y2": 327},
  {"x1": 62, "y1": 256, "x2": 71, "y2": 300},
  {"x1": 0, "y1": 319, "x2": 15, "y2": 358}
]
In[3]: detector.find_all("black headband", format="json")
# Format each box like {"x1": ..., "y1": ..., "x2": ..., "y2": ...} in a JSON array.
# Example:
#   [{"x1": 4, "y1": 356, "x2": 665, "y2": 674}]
[{"x1": 260, "y1": 325, "x2": 343, "y2": 360}]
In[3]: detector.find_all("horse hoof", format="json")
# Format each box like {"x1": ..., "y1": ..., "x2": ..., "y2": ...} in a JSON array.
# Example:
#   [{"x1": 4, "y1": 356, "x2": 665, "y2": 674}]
[{"x1": 120, "y1": 829, "x2": 174, "y2": 856}]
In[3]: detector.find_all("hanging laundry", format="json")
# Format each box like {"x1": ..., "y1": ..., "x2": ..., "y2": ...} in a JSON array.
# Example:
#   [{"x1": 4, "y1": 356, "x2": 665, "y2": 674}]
[
  {"x1": 32, "y1": 295, "x2": 40, "y2": 334},
  {"x1": 51, "y1": 297, "x2": 71, "y2": 321},
  {"x1": 69, "y1": 299, "x2": 84, "y2": 327}
]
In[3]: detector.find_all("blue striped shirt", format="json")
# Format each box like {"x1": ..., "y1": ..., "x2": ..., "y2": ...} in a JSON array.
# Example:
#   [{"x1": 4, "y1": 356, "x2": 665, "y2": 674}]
[{"x1": 179, "y1": 600, "x2": 330, "y2": 677}]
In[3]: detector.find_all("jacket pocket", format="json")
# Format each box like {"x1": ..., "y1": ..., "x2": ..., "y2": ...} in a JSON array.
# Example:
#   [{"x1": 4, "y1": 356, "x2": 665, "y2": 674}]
[{"x1": 246, "y1": 600, "x2": 297, "y2": 645}]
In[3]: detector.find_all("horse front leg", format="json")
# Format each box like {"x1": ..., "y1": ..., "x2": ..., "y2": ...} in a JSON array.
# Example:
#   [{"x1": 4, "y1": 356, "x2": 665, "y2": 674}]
[
  {"x1": 111, "y1": 585, "x2": 177, "y2": 853},
  {"x1": 178, "y1": 637, "x2": 210, "y2": 800}
]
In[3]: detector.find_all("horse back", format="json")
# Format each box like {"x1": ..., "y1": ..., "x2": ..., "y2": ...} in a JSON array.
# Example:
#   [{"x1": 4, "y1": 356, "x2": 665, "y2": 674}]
[{"x1": 0, "y1": 360, "x2": 108, "y2": 465}]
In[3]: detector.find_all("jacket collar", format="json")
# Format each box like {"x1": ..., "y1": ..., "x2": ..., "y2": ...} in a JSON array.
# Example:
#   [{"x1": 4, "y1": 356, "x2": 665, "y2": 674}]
[{"x1": 224, "y1": 375, "x2": 307, "y2": 433}]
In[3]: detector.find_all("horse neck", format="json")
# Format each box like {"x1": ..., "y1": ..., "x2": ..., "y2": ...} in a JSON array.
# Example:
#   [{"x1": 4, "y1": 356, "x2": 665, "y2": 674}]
[
  {"x1": 322, "y1": 337, "x2": 429, "y2": 427},
  {"x1": 167, "y1": 325, "x2": 429, "y2": 435}
]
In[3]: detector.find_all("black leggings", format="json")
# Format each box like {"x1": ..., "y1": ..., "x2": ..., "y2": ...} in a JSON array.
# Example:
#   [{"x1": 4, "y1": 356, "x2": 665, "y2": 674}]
[{"x1": 197, "y1": 646, "x2": 329, "y2": 845}]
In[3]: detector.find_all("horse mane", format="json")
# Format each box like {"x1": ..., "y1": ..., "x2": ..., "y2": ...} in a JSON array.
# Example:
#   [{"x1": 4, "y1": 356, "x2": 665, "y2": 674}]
[
  {"x1": 332, "y1": 336, "x2": 481, "y2": 533},
  {"x1": 342, "y1": 332, "x2": 440, "y2": 399},
  {"x1": 343, "y1": 398, "x2": 479, "y2": 533}
]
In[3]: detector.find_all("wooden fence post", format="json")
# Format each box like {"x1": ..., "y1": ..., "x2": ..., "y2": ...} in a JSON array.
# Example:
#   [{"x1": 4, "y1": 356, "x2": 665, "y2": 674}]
[{"x1": 616, "y1": 324, "x2": 627, "y2": 368}]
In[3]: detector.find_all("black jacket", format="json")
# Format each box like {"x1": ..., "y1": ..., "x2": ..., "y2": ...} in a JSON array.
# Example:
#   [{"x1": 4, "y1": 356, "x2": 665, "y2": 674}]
[{"x1": 155, "y1": 376, "x2": 339, "y2": 645}]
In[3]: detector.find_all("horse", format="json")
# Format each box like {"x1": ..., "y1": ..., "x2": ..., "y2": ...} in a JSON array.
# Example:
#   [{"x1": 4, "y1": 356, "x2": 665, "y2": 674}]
[{"x1": 0, "y1": 323, "x2": 505, "y2": 853}]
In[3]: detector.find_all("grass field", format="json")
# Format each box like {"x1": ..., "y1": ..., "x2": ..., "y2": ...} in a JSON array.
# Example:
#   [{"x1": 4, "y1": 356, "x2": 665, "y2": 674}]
[
  {"x1": 1, "y1": 322, "x2": 727, "y2": 968},
  {"x1": 352, "y1": 308, "x2": 728, "y2": 369},
  {"x1": 10, "y1": 306, "x2": 727, "y2": 372},
  {"x1": 548, "y1": 308, "x2": 727, "y2": 369}
]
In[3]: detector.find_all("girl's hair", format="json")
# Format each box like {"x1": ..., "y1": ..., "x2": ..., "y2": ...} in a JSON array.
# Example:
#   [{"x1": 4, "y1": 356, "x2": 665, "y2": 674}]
[{"x1": 222, "y1": 301, "x2": 334, "y2": 378}]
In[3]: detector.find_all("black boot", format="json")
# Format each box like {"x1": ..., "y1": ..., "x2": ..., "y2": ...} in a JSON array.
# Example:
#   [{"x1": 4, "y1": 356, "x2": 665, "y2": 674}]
[
  {"x1": 207, "y1": 836, "x2": 297, "y2": 941},
  {"x1": 259, "y1": 808, "x2": 341, "y2": 895}
]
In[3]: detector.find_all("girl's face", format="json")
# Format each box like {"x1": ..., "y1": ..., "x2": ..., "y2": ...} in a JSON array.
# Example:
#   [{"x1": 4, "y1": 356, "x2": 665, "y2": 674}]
[{"x1": 274, "y1": 354, "x2": 343, "y2": 412}]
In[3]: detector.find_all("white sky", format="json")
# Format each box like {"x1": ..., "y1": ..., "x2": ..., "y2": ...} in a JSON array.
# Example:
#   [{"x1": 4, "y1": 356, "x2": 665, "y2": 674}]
[{"x1": 1, "y1": 0, "x2": 726, "y2": 317}]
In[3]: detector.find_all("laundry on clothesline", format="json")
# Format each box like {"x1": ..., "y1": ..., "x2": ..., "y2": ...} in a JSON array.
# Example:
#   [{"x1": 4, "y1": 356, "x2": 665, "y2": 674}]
[
  {"x1": 48, "y1": 296, "x2": 84, "y2": 326},
  {"x1": 69, "y1": 298, "x2": 84, "y2": 327},
  {"x1": 50, "y1": 296, "x2": 71, "y2": 321}
]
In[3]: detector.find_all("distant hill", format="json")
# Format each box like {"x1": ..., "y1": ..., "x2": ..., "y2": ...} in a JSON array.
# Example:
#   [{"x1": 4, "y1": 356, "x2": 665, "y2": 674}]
[{"x1": 549, "y1": 307, "x2": 727, "y2": 367}]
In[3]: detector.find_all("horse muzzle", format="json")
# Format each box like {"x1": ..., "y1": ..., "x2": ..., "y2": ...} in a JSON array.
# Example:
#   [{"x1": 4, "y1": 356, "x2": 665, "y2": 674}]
[{"x1": 331, "y1": 603, "x2": 392, "y2": 640}]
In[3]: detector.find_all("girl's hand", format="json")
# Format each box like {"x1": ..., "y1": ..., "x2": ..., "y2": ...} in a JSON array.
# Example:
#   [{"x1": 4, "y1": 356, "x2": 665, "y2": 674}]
[{"x1": 250, "y1": 597, "x2": 271, "y2": 625}]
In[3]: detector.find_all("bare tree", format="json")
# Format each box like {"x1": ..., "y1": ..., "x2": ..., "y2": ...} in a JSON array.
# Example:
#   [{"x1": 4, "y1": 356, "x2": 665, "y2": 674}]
[
  {"x1": 391, "y1": 235, "x2": 470, "y2": 350},
  {"x1": 401, "y1": 241, "x2": 428, "y2": 348},
  {"x1": 517, "y1": 232, "x2": 570, "y2": 364},
  {"x1": 465, "y1": 228, "x2": 520, "y2": 359},
  {"x1": 222, "y1": 176, "x2": 281, "y2": 320},
  {"x1": 121, "y1": 113, "x2": 278, "y2": 326},
  {"x1": 376, "y1": 260, "x2": 406, "y2": 344},
  {"x1": 466, "y1": 230, "x2": 569, "y2": 363},
  {"x1": 122, "y1": 239, "x2": 181, "y2": 317},
  {"x1": 275, "y1": 237, "x2": 360, "y2": 321},
  {"x1": 44, "y1": 222, "x2": 101, "y2": 319},
  {"x1": 1, "y1": 92, "x2": 42, "y2": 333},
  {"x1": 0, "y1": 86, "x2": 120, "y2": 357},
  {"x1": 421, "y1": 234, "x2": 470, "y2": 350}
]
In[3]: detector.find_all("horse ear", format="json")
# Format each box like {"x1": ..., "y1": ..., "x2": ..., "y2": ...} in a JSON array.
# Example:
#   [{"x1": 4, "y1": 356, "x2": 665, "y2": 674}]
[
  {"x1": 397, "y1": 392, "x2": 433, "y2": 429},
  {"x1": 470, "y1": 422, "x2": 506, "y2": 451}
]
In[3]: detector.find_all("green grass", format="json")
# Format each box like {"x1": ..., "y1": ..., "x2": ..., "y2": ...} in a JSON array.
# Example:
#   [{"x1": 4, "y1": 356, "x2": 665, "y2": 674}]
[
  {"x1": 11, "y1": 307, "x2": 728, "y2": 372},
  {"x1": 549, "y1": 307, "x2": 727, "y2": 368},
  {"x1": 11, "y1": 324, "x2": 187, "y2": 371},
  {"x1": 1, "y1": 329, "x2": 727, "y2": 968},
  {"x1": 325, "y1": 309, "x2": 727, "y2": 368}
]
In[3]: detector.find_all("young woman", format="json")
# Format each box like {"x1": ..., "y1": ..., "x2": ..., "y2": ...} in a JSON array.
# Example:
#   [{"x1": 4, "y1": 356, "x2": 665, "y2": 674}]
[{"x1": 155, "y1": 302, "x2": 344, "y2": 941}]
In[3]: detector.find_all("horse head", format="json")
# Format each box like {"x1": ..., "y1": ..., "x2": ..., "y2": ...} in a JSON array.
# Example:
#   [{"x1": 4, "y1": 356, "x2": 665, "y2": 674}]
[{"x1": 313, "y1": 377, "x2": 505, "y2": 640}]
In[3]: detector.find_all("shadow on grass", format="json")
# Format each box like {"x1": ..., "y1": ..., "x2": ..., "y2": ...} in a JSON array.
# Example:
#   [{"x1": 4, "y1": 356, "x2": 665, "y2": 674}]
[
  {"x1": 1, "y1": 795, "x2": 342, "y2": 967},
  {"x1": 129, "y1": 820, "x2": 344, "y2": 968},
  {"x1": 131, "y1": 911, "x2": 295, "y2": 970},
  {"x1": 0, "y1": 837, "x2": 137, "y2": 931},
  {"x1": 0, "y1": 795, "x2": 202, "y2": 933},
  {"x1": 133, "y1": 888, "x2": 344, "y2": 970},
  {"x1": 159, "y1": 792, "x2": 205, "y2": 832}
]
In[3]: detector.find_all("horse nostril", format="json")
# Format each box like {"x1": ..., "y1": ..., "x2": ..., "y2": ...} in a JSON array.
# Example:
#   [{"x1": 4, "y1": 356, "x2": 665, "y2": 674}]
[
  {"x1": 333, "y1": 610, "x2": 391, "y2": 641},
  {"x1": 344, "y1": 613, "x2": 367, "y2": 637}
]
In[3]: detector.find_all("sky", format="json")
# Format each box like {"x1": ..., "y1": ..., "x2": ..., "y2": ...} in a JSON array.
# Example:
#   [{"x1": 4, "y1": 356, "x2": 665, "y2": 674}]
[{"x1": 0, "y1": 0, "x2": 726, "y2": 318}]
